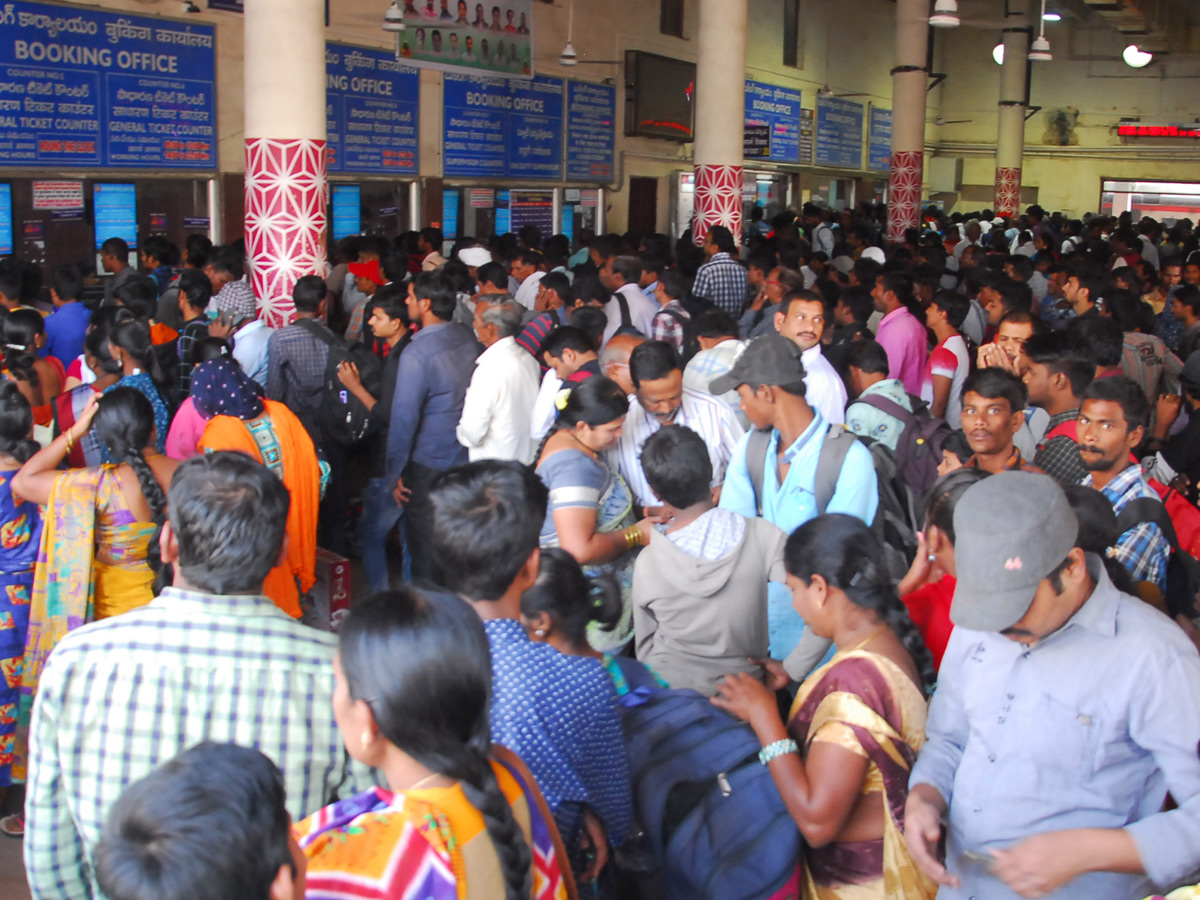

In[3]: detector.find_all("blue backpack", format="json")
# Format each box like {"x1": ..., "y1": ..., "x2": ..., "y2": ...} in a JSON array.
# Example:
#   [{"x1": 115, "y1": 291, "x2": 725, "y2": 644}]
[{"x1": 618, "y1": 687, "x2": 803, "y2": 900}]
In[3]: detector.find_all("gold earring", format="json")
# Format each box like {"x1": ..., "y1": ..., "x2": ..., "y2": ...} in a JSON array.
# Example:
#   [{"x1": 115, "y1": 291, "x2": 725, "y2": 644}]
[{"x1": 360, "y1": 730, "x2": 373, "y2": 747}]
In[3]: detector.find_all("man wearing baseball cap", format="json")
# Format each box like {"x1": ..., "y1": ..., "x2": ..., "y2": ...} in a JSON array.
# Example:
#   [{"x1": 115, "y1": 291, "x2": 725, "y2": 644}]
[
  {"x1": 715, "y1": 334, "x2": 878, "y2": 674},
  {"x1": 345, "y1": 258, "x2": 388, "y2": 341},
  {"x1": 905, "y1": 470, "x2": 1200, "y2": 900}
]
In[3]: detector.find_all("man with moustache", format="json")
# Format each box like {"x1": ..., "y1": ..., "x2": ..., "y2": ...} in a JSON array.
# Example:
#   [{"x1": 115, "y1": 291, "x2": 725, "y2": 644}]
[{"x1": 774, "y1": 289, "x2": 846, "y2": 425}]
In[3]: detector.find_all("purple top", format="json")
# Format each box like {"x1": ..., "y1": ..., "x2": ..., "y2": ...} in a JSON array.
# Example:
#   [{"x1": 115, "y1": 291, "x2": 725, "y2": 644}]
[{"x1": 875, "y1": 307, "x2": 928, "y2": 396}]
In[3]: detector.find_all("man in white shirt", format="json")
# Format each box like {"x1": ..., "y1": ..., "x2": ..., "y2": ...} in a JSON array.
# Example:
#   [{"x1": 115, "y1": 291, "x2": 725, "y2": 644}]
[
  {"x1": 456, "y1": 295, "x2": 541, "y2": 463},
  {"x1": 612, "y1": 340, "x2": 745, "y2": 509},
  {"x1": 953, "y1": 220, "x2": 983, "y2": 260},
  {"x1": 511, "y1": 248, "x2": 545, "y2": 310},
  {"x1": 774, "y1": 289, "x2": 847, "y2": 425},
  {"x1": 209, "y1": 311, "x2": 273, "y2": 389},
  {"x1": 600, "y1": 255, "x2": 657, "y2": 345},
  {"x1": 683, "y1": 308, "x2": 748, "y2": 426}
]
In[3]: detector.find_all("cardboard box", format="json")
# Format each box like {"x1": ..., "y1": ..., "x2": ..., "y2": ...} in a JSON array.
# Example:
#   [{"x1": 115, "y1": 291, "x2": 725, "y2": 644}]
[{"x1": 311, "y1": 548, "x2": 352, "y2": 632}]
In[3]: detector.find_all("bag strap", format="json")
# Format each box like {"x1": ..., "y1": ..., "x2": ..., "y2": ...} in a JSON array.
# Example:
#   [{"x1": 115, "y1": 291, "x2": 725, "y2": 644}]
[
  {"x1": 814, "y1": 426, "x2": 857, "y2": 514},
  {"x1": 615, "y1": 290, "x2": 633, "y2": 329},
  {"x1": 294, "y1": 317, "x2": 341, "y2": 350},
  {"x1": 855, "y1": 393, "x2": 918, "y2": 429},
  {"x1": 746, "y1": 429, "x2": 771, "y2": 518},
  {"x1": 1116, "y1": 496, "x2": 1179, "y2": 551}
]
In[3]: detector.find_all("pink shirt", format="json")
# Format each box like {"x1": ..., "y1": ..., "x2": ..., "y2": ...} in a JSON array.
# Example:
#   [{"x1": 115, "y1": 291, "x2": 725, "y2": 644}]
[
  {"x1": 165, "y1": 396, "x2": 207, "y2": 461},
  {"x1": 875, "y1": 306, "x2": 928, "y2": 396}
]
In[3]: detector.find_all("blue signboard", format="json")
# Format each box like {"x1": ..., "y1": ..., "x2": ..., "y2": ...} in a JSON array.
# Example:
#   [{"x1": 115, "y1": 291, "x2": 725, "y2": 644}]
[
  {"x1": 868, "y1": 107, "x2": 892, "y2": 172},
  {"x1": 566, "y1": 81, "x2": 615, "y2": 182},
  {"x1": 495, "y1": 190, "x2": 511, "y2": 235},
  {"x1": 330, "y1": 185, "x2": 361, "y2": 241},
  {"x1": 326, "y1": 44, "x2": 419, "y2": 175},
  {"x1": 0, "y1": 185, "x2": 11, "y2": 254},
  {"x1": 743, "y1": 80, "x2": 802, "y2": 164},
  {"x1": 0, "y1": 1, "x2": 216, "y2": 169},
  {"x1": 443, "y1": 74, "x2": 563, "y2": 180},
  {"x1": 815, "y1": 97, "x2": 864, "y2": 170},
  {"x1": 93, "y1": 183, "x2": 137, "y2": 249},
  {"x1": 442, "y1": 189, "x2": 459, "y2": 241}
]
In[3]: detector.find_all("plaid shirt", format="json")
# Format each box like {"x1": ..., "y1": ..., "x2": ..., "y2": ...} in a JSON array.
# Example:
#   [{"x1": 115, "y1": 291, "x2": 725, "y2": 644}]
[
  {"x1": 650, "y1": 299, "x2": 690, "y2": 352},
  {"x1": 691, "y1": 253, "x2": 748, "y2": 316},
  {"x1": 175, "y1": 317, "x2": 210, "y2": 395},
  {"x1": 1085, "y1": 465, "x2": 1171, "y2": 593},
  {"x1": 265, "y1": 319, "x2": 332, "y2": 428},
  {"x1": 25, "y1": 588, "x2": 374, "y2": 900},
  {"x1": 1033, "y1": 408, "x2": 1089, "y2": 486}
]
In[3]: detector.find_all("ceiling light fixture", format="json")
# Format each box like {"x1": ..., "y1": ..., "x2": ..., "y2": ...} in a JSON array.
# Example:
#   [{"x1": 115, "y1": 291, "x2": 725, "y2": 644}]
[
  {"x1": 1042, "y1": 11, "x2": 1062, "y2": 21},
  {"x1": 1029, "y1": 0, "x2": 1052, "y2": 60},
  {"x1": 1123, "y1": 44, "x2": 1153, "y2": 67},
  {"x1": 929, "y1": 0, "x2": 960, "y2": 28},
  {"x1": 381, "y1": 0, "x2": 405, "y2": 33},
  {"x1": 993, "y1": 42, "x2": 1005, "y2": 65}
]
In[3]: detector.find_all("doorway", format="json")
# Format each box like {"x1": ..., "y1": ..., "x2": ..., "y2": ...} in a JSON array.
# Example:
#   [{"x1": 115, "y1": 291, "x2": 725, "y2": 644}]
[{"x1": 628, "y1": 176, "x2": 658, "y2": 235}]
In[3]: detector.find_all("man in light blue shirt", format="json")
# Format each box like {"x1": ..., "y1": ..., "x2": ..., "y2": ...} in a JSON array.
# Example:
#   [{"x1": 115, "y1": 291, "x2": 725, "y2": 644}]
[
  {"x1": 712, "y1": 335, "x2": 877, "y2": 672},
  {"x1": 906, "y1": 471, "x2": 1200, "y2": 900}
]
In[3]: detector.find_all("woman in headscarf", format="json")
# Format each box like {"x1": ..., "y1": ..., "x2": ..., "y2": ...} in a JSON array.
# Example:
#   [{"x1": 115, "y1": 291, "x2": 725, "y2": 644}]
[{"x1": 192, "y1": 357, "x2": 323, "y2": 618}]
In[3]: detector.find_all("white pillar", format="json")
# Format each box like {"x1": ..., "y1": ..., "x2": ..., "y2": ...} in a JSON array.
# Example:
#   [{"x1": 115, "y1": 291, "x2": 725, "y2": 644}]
[
  {"x1": 886, "y1": 0, "x2": 929, "y2": 244},
  {"x1": 691, "y1": 0, "x2": 747, "y2": 245},
  {"x1": 995, "y1": 2, "x2": 1029, "y2": 217},
  {"x1": 244, "y1": 0, "x2": 327, "y2": 327}
]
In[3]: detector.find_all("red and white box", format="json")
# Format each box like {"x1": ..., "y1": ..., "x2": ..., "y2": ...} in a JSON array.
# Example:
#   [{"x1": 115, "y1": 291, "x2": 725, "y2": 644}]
[{"x1": 311, "y1": 548, "x2": 352, "y2": 632}]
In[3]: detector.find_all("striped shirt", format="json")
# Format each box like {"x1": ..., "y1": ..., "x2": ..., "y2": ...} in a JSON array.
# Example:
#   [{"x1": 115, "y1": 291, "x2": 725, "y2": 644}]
[
  {"x1": 610, "y1": 387, "x2": 746, "y2": 508},
  {"x1": 25, "y1": 587, "x2": 374, "y2": 900}
]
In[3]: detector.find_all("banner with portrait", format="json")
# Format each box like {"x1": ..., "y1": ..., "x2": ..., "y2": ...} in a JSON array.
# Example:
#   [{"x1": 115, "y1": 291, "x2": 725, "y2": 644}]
[{"x1": 396, "y1": 0, "x2": 532, "y2": 79}]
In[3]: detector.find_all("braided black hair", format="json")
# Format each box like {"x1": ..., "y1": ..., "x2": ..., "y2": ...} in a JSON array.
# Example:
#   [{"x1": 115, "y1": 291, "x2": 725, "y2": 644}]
[
  {"x1": 3, "y1": 308, "x2": 43, "y2": 388},
  {"x1": 0, "y1": 382, "x2": 39, "y2": 463},
  {"x1": 521, "y1": 546, "x2": 622, "y2": 647},
  {"x1": 785, "y1": 513, "x2": 936, "y2": 690},
  {"x1": 93, "y1": 388, "x2": 168, "y2": 574},
  {"x1": 339, "y1": 589, "x2": 532, "y2": 900}
]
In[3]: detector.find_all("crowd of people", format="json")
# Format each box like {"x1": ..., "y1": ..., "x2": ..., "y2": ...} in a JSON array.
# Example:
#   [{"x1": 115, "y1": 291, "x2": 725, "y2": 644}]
[{"x1": 2, "y1": 201, "x2": 1200, "y2": 899}]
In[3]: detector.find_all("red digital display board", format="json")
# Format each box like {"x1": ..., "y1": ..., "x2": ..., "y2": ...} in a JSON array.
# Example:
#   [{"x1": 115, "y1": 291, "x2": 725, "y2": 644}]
[{"x1": 1118, "y1": 123, "x2": 1200, "y2": 139}]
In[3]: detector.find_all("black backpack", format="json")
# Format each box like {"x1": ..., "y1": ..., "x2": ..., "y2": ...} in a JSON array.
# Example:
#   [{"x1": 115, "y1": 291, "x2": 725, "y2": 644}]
[
  {"x1": 850, "y1": 392, "x2": 954, "y2": 499},
  {"x1": 1116, "y1": 496, "x2": 1200, "y2": 619},
  {"x1": 612, "y1": 291, "x2": 643, "y2": 337},
  {"x1": 295, "y1": 318, "x2": 382, "y2": 447},
  {"x1": 660, "y1": 307, "x2": 701, "y2": 365}
]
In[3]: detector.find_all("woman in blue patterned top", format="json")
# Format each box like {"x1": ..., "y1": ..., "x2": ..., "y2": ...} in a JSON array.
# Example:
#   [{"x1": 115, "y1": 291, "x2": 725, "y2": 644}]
[{"x1": 105, "y1": 314, "x2": 172, "y2": 454}]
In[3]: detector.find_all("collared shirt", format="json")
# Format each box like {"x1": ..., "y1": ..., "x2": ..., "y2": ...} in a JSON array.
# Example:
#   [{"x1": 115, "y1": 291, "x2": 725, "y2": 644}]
[
  {"x1": 845, "y1": 378, "x2": 911, "y2": 452},
  {"x1": 738, "y1": 301, "x2": 781, "y2": 340},
  {"x1": 513, "y1": 270, "x2": 545, "y2": 310},
  {"x1": 692, "y1": 252, "x2": 748, "y2": 316},
  {"x1": 1121, "y1": 331, "x2": 1181, "y2": 406},
  {"x1": 1084, "y1": 464, "x2": 1170, "y2": 592},
  {"x1": 800, "y1": 344, "x2": 847, "y2": 426},
  {"x1": 456, "y1": 335, "x2": 542, "y2": 463},
  {"x1": 875, "y1": 306, "x2": 929, "y2": 396},
  {"x1": 25, "y1": 587, "x2": 374, "y2": 900},
  {"x1": 911, "y1": 562, "x2": 1200, "y2": 899},
  {"x1": 265, "y1": 319, "x2": 331, "y2": 429},
  {"x1": 231, "y1": 318, "x2": 273, "y2": 388},
  {"x1": 386, "y1": 320, "x2": 480, "y2": 477},
  {"x1": 683, "y1": 337, "x2": 747, "y2": 425},
  {"x1": 41, "y1": 302, "x2": 90, "y2": 367},
  {"x1": 601, "y1": 284, "x2": 658, "y2": 345},
  {"x1": 484, "y1": 618, "x2": 632, "y2": 842},
  {"x1": 650, "y1": 299, "x2": 690, "y2": 352},
  {"x1": 965, "y1": 446, "x2": 1041, "y2": 473},
  {"x1": 1033, "y1": 408, "x2": 1088, "y2": 485},
  {"x1": 719, "y1": 412, "x2": 879, "y2": 534},
  {"x1": 611, "y1": 386, "x2": 745, "y2": 508}
]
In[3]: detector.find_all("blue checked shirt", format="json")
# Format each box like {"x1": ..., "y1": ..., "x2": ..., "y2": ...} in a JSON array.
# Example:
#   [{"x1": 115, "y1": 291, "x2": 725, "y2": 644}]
[
  {"x1": 1084, "y1": 464, "x2": 1170, "y2": 593},
  {"x1": 25, "y1": 588, "x2": 375, "y2": 900},
  {"x1": 691, "y1": 252, "x2": 748, "y2": 316}
]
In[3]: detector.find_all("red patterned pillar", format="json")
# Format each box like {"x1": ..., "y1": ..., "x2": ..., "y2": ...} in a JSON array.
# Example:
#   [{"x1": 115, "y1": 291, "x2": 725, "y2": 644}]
[
  {"x1": 244, "y1": 0, "x2": 326, "y2": 327},
  {"x1": 994, "y1": 166, "x2": 1023, "y2": 218},
  {"x1": 994, "y1": 3, "x2": 1029, "y2": 217},
  {"x1": 691, "y1": 0, "x2": 747, "y2": 245},
  {"x1": 885, "y1": 0, "x2": 928, "y2": 244},
  {"x1": 887, "y1": 151, "x2": 924, "y2": 244}
]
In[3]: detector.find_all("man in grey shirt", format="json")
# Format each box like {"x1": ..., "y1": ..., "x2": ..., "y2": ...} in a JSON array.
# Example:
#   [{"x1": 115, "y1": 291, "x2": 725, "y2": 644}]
[{"x1": 905, "y1": 471, "x2": 1200, "y2": 899}]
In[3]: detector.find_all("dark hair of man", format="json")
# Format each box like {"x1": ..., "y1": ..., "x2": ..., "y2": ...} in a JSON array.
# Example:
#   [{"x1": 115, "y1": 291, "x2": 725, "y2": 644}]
[
  {"x1": 94, "y1": 742, "x2": 292, "y2": 900},
  {"x1": 430, "y1": 459, "x2": 548, "y2": 603},
  {"x1": 539, "y1": 271, "x2": 572, "y2": 306},
  {"x1": 1023, "y1": 332, "x2": 1094, "y2": 398},
  {"x1": 142, "y1": 235, "x2": 177, "y2": 267},
  {"x1": 609, "y1": 255, "x2": 641, "y2": 285},
  {"x1": 2, "y1": 309, "x2": 43, "y2": 388},
  {"x1": 177, "y1": 268, "x2": 213, "y2": 314},
  {"x1": 931, "y1": 290, "x2": 970, "y2": 330},
  {"x1": 1081, "y1": 373, "x2": 1149, "y2": 434},
  {"x1": 997, "y1": 309, "x2": 1038, "y2": 336},
  {"x1": 413, "y1": 271, "x2": 457, "y2": 321},
  {"x1": 544, "y1": 233, "x2": 570, "y2": 266},
  {"x1": 420, "y1": 226, "x2": 444, "y2": 249},
  {"x1": 995, "y1": 279, "x2": 1033, "y2": 316},
  {"x1": 748, "y1": 255, "x2": 774, "y2": 277},
  {"x1": 476, "y1": 261, "x2": 509, "y2": 292},
  {"x1": 572, "y1": 274, "x2": 609, "y2": 306},
  {"x1": 629, "y1": 339, "x2": 682, "y2": 388},
  {"x1": 101, "y1": 237, "x2": 129, "y2": 259},
  {"x1": 338, "y1": 588, "x2": 532, "y2": 900},
  {"x1": 590, "y1": 233, "x2": 621, "y2": 263},
  {"x1": 840, "y1": 285, "x2": 874, "y2": 324},
  {"x1": 922, "y1": 467, "x2": 989, "y2": 546},
  {"x1": 291, "y1": 274, "x2": 326, "y2": 314},
  {"x1": 641, "y1": 424, "x2": 713, "y2": 509},
  {"x1": 381, "y1": 247, "x2": 411, "y2": 285},
  {"x1": 521, "y1": 548, "x2": 622, "y2": 648},
  {"x1": 184, "y1": 233, "x2": 213, "y2": 269},
  {"x1": 518, "y1": 223, "x2": 542, "y2": 250},
  {"x1": 1176, "y1": 284, "x2": 1200, "y2": 317},
  {"x1": 1067, "y1": 264, "x2": 1107, "y2": 308},
  {"x1": 515, "y1": 247, "x2": 542, "y2": 268},
  {"x1": 878, "y1": 270, "x2": 915, "y2": 306},
  {"x1": 658, "y1": 268, "x2": 684, "y2": 301},
  {"x1": 846, "y1": 338, "x2": 890, "y2": 376},
  {"x1": 115, "y1": 275, "x2": 159, "y2": 321},
  {"x1": 639, "y1": 255, "x2": 663, "y2": 280},
  {"x1": 568, "y1": 306, "x2": 607, "y2": 349},
  {"x1": 167, "y1": 451, "x2": 291, "y2": 594},
  {"x1": 1067, "y1": 314, "x2": 1123, "y2": 368},
  {"x1": 961, "y1": 366, "x2": 1026, "y2": 415},
  {"x1": 540, "y1": 325, "x2": 593, "y2": 361},
  {"x1": 188, "y1": 336, "x2": 231, "y2": 367},
  {"x1": 208, "y1": 244, "x2": 244, "y2": 280},
  {"x1": 1006, "y1": 254, "x2": 1034, "y2": 281},
  {"x1": 692, "y1": 308, "x2": 739, "y2": 340},
  {"x1": 778, "y1": 241, "x2": 803, "y2": 272},
  {"x1": 51, "y1": 264, "x2": 83, "y2": 302},
  {"x1": 852, "y1": 257, "x2": 882, "y2": 287},
  {"x1": 368, "y1": 282, "x2": 410, "y2": 325},
  {"x1": 785, "y1": 514, "x2": 935, "y2": 688},
  {"x1": 1105, "y1": 289, "x2": 1154, "y2": 334},
  {"x1": 705, "y1": 225, "x2": 736, "y2": 255}
]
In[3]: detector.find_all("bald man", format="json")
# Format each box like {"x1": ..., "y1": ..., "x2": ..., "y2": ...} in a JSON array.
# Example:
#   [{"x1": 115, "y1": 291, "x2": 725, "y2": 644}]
[{"x1": 601, "y1": 333, "x2": 645, "y2": 397}]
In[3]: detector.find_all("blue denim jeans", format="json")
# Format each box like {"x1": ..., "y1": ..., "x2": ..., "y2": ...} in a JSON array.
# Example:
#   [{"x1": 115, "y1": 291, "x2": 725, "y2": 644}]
[{"x1": 360, "y1": 475, "x2": 408, "y2": 594}]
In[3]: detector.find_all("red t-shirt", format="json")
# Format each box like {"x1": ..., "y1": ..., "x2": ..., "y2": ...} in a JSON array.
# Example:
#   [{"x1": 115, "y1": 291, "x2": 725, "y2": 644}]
[{"x1": 903, "y1": 575, "x2": 956, "y2": 672}]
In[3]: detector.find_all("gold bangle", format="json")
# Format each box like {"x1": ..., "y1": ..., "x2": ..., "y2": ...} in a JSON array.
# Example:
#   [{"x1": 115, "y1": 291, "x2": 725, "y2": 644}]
[{"x1": 63, "y1": 431, "x2": 74, "y2": 453}]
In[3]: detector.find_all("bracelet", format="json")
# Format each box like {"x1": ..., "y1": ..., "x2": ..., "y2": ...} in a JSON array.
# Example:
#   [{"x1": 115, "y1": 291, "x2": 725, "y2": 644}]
[
  {"x1": 63, "y1": 431, "x2": 74, "y2": 453},
  {"x1": 623, "y1": 526, "x2": 641, "y2": 550},
  {"x1": 758, "y1": 738, "x2": 798, "y2": 765}
]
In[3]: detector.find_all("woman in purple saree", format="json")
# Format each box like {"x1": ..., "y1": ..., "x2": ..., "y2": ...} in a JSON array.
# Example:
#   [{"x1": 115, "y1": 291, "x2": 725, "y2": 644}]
[{"x1": 713, "y1": 514, "x2": 937, "y2": 900}]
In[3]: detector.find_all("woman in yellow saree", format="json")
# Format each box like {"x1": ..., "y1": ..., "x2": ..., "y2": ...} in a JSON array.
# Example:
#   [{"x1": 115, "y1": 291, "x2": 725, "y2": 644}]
[
  {"x1": 712, "y1": 514, "x2": 937, "y2": 900},
  {"x1": 15, "y1": 387, "x2": 177, "y2": 725}
]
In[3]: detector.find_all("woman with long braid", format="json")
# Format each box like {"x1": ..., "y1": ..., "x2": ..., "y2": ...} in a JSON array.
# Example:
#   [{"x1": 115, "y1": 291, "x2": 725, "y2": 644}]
[
  {"x1": 712, "y1": 514, "x2": 937, "y2": 900},
  {"x1": 14, "y1": 388, "x2": 177, "y2": 731},
  {"x1": 298, "y1": 587, "x2": 574, "y2": 900}
]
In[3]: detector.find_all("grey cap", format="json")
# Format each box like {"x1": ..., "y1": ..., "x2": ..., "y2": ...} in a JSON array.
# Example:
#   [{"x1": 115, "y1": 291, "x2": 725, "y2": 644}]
[
  {"x1": 709, "y1": 334, "x2": 806, "y2": 395},
  {"x1": 950, "y1": 471, "x2": 1079, "y2": 632},
  {"x1": 1182, "y1": 350, "x2": 1200, "y2": 392}
]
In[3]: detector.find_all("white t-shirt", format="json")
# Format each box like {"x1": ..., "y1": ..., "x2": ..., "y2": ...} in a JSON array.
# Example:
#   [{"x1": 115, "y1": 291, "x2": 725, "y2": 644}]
[{"x1": 921, "y1": 334, "x2": 969, "y2": 429}]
